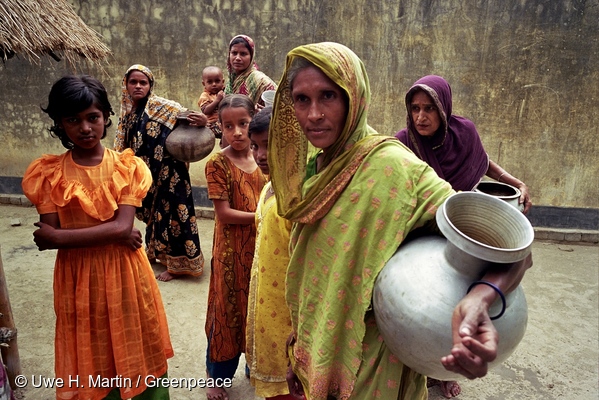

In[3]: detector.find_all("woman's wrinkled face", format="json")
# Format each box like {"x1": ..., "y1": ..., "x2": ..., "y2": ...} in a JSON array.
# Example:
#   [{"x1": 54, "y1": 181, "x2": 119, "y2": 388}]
[
  {"x1": 409, "y1": 90, "x2": 441, "y2": 137},
  {"x1": 229, "y1": 43, "x2": 252, "y2": 74},
  {"x1": 291, "y1": 65, "x2": 348, "y2": 152},
  {"x1": 126, "y1": 71, "x2": 151, "y2": 106}
]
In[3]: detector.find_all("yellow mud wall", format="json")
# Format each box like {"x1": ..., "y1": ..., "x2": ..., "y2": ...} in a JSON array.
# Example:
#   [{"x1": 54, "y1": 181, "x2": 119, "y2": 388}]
[{"x1": 1, "y1": 0, "x2": 597, "y2": 208}]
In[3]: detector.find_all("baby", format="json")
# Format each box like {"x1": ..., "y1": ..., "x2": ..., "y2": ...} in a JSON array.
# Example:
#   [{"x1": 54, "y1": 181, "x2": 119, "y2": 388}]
[{"x1": 197, "y1": 66, "x2": 225, "y2": 139}]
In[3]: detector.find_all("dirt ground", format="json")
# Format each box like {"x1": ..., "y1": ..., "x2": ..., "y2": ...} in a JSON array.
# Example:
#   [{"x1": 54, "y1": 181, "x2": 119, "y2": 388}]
[{"x1": 0, "y1": 203, "x2": 597, "y2": 400}]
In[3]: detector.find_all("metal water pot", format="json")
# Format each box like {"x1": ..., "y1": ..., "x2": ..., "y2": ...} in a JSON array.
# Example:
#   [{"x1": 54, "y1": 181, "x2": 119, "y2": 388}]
[
  {"x1": 474, "y1": 181, "x2": 524, "y2": 212},
  {"x1": 373, "y1": 191, "x2": 533, "y2": 380},
  {"x1": 166, "y1": 115, "x2": 215, "y2": 163}
]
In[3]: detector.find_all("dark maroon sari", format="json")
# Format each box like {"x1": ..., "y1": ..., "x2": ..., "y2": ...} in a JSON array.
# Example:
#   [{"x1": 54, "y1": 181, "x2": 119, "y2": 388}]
[{"x1": 395, "y1": 75, "x2": 488, "y2": 191}]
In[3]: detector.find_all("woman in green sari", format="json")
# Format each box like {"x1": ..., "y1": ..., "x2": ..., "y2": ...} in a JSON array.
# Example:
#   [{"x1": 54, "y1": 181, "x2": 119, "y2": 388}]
[{"x1": 268, "y1": 42, "x2": 533, "y2": 399}]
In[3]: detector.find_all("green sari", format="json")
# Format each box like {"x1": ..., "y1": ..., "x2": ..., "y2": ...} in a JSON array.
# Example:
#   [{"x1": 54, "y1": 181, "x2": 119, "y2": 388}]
[{"x1": 268, "y1": 42, "x2": 455, "y2": 399}]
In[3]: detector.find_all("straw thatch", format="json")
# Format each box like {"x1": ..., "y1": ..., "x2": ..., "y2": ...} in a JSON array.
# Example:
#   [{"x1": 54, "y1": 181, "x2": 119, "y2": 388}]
[{"x1": 0, "y1": 0, "x2": 111, "y2": 66}]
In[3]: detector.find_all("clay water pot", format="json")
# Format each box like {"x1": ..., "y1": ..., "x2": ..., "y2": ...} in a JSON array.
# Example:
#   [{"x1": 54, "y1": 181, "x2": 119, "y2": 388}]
[
  {"x1": 373, "y1": 191, "x2": 533, "y2": 380},
  {"x1": 166, "y1": 117, "x2": 215, "y2": 163},
  {"x1": 474, "y1": 181, "x2": 524, "y2": 212}
]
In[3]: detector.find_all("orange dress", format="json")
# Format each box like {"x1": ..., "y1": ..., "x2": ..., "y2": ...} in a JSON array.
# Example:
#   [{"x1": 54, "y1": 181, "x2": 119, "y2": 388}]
[
  {"x1": 204, "y1": 152, "x2": 267, "y2": 362},
  {"x1": 21, "y1": 148, "x2": 173, "y2": 400}
]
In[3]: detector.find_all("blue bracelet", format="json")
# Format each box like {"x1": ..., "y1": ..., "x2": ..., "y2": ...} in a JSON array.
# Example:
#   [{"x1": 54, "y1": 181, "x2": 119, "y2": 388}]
[{"x1": 467, "y1": 280, "x2": 507, "y2": 320}]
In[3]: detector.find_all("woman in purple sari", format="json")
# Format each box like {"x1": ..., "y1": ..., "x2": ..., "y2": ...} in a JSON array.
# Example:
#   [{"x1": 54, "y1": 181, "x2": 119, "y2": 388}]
[
  {"x1": 396, "y1": 75, "x2": 531, "y2": 398},
  {"x1": 395, "y1": 75, "x2": 531, "y2": 214}
]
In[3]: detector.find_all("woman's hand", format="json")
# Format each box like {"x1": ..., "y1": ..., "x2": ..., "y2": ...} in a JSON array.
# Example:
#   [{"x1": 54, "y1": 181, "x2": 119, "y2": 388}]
[
  {"x1": 440, "y1": 291, "x2": 499, "y2": 379},
  {"x1": 185, "y1": 111, "x2": 207, "y2": 127},
  {"x1": 486, "y1": 160, "x2": 532, "y2": 214},
  {"x1": 517, "y1": 183, "x2": 532, "y2": 214},
  {"x1": 443, "y1": 255, "x2": 533, "y2": 378}
]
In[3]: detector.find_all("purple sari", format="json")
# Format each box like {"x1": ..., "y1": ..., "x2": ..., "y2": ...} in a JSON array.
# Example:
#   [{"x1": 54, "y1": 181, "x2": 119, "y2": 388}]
[{"x1": 395, "y1": 75, "x2": 489, "y2": 191}]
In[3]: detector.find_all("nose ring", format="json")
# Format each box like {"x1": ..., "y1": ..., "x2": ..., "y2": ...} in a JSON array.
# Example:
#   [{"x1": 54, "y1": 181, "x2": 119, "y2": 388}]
[{"x1": 321, "y1": 114, "x2": 325, "y2": 117}]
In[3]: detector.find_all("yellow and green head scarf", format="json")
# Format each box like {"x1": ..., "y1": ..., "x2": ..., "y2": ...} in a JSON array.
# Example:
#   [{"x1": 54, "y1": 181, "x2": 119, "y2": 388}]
[{"x1": 268, "y1": 42, "x2": 389, "y2": 223}]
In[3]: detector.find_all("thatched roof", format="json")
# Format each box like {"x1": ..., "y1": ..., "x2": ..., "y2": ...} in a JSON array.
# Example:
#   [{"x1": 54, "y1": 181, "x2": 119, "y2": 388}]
[{"x1": 0, "y1": 0, "x2": 111, "y2": 66}]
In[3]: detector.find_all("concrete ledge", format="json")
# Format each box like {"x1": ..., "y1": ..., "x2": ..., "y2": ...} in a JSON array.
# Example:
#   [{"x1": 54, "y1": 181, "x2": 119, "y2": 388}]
[
  {"x1": 0, "y1": 194, "x2": 33, "y2": 207},
  {"x1": 192, "y1": 206, "x2": 599, "y2": 245},
  {"x1": 3, "y1": 193, "x2": 598, "y2": 245},
  {"x1": 534, "y1": 227, "x2": 599, "y2": 244},
  {"x1": 3, "y1": 176, "x2": 598, "y2": 230},
  {"x1": 195, "y1": 207, "x2": 215, "y2": 220}
]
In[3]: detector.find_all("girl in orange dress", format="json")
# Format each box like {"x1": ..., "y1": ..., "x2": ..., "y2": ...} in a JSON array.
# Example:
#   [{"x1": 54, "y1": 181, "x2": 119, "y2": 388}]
[
  {"x1": 204, "y1": 94, "x2": 267, "y2": 400},
  {"x1": 22, "y1": 75, "x2": 173, "y2": 400}
]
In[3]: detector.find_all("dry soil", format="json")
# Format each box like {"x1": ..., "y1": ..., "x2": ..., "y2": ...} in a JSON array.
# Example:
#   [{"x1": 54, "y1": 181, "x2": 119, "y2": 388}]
[{"x1": 0, "y1": 204, "x2": 597, "y2": 399}]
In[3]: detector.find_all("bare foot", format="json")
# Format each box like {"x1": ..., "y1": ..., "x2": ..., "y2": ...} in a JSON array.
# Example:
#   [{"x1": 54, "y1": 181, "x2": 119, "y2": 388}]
[
  {"x1": 427, "y1": 378, "x2": 461, "y2": 398},
  {"x1": 156, "y1": 270, "x2": 175, "y2": 282},
  {"x1": 440, "y1": 380, "x2": 461, "y2": 398},
  {"x1": 206, "y1": 386, "x2": 228, "y2": 400}
]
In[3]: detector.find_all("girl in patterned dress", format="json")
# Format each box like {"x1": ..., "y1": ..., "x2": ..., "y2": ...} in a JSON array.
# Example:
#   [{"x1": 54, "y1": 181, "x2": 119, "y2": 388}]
[{"x1": 204, "y1": 94, "x2": 267, "y2": 400}]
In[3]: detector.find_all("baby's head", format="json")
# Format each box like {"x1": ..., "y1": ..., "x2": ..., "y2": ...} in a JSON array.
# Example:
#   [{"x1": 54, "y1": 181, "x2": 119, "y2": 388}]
[
  {"x1": 202, "y1": 66, "x2": 224, "y2": 95},
  {"x1": 249, "y1": 106, "x2": 272, "y2": 175}
]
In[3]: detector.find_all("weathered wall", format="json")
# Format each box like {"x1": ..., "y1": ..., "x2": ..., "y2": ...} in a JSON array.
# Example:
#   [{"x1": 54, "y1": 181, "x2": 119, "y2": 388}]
[{"x1": 1, "y1": 0, "x2": 597, "y2": 209}]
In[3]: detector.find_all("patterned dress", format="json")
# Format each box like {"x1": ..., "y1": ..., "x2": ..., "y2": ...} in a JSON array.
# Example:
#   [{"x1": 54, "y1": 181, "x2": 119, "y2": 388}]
[
  {"x1": 114, "y1": 64, "x2": 204, "y2": 276},
  {"x1": 22, "y1": 148, "x2": 173, "y2": 400},
  {"x1": 287, "y1": 143, "x2": 453, "y2": 399},
  {"x1": 205, "y1": 152, "x2": 267, "y2": 362},
  {"x1": 246, "y1": 182, "x2": 293, "y2": 397}
]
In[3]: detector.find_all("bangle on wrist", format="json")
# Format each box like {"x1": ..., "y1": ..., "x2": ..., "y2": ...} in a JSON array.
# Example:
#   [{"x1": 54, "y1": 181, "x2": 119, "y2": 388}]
[
  {"x1": 467, "y1": 280, "x2": 507, "y2": 320},
  {"x1": 497, "y1": 172, "x2": 506, "y2": 182}
]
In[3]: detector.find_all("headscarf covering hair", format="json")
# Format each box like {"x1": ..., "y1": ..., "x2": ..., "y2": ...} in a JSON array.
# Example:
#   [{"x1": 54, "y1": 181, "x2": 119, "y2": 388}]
[
  {"x1": 226, "y1": 35, "x2": 257, "y2": 78},
  {"x1": 268, "y1": 42, "x2": 391, "y2": 223},
  {"x1": 395, "y1": 75, "x2": 489, "y2": 191},
  {"x1": 117, "y1": 64, "x2": 153, "y2": 127},
  {"x1": 225, "y1": 35, "x2": 277, "y2": 105},
  {"x1": 115, "y1": 64, "x2": 185, "y2": 151}
]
